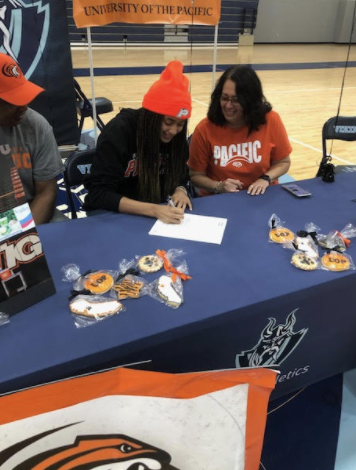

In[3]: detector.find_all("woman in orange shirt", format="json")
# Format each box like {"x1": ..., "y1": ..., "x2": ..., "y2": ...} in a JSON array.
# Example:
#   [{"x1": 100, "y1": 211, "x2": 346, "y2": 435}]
[{"x1": 188, "y1": 65, "x2": 292, "y2": 196}]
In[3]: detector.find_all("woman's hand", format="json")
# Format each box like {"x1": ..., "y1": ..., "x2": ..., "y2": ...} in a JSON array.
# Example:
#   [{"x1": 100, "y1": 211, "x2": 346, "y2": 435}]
[
  {"x1": 154, "y1": 205, "x2": 184, "y2": 224},
  {"x1": 219, "y1": 179, "x2": 244, "y2": 193},
  {"x1": 119, "y1": 197, "x2": 184, "y2": 223},
  {"x1": 247, "y1": 178, "x2": 270, "y2": 195},
  {"x1": 172, "y1": 188, "x2": 193, "y2": 210}
]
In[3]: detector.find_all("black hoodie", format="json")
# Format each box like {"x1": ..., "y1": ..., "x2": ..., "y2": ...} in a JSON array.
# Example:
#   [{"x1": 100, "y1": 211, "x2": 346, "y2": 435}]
[{"x1": 83, "y1": 108, "x2": 189, "y2": 212}]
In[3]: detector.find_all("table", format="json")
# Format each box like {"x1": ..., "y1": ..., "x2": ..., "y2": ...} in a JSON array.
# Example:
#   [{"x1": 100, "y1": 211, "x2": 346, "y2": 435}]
[{"x1": 1, "y1": 173, "x2": 356, "y2": 399}]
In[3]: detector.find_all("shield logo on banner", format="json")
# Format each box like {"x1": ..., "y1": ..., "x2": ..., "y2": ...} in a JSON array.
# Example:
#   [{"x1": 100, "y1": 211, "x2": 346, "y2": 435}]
[
  {"x1": 0, "y1": 0, "x2": 49, "y2": 78},
  {"x1": 236, "y1": 309, "x2": 309, "y2": 368}
]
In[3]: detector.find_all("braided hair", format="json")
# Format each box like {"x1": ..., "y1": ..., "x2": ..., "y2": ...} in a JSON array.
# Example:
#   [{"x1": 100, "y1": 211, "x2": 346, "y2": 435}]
[
  {"x1": 208, "y1": 65, "x2": 272, "y2": 135},
  {"x1": 136, "y1": 108, "x2": 188, "y2": 203}
]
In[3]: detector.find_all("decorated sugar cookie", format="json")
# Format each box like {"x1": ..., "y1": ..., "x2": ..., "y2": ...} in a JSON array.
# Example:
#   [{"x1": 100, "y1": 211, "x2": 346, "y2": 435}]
[
  {"x1": 70, "y1": 297, "x2": 123, "y2": 317},
  {"x1": 138, "y1": 254, "x2": 163, "y2": 273},
  {"x1": 269, "y1": 227, "x2": 295, "y2": 244},
  {"x1": 84, "y1": 272, "x2": 114, "y2": 294},
  {"x1": 157, "y1": 275, "x2": 182, "y2": 308},
  {"x1": 113, "y1": 277, "x2": 144, "y2": 300},
  {"x1": 294, "y1": 236, "x2": 319, "y2": 259},
  {"x1": 291, "y1": 253, "x2": 318, "y2": 271},
  {"x1": 321, "y1": 252, "x2": 350, "y2": 272}
]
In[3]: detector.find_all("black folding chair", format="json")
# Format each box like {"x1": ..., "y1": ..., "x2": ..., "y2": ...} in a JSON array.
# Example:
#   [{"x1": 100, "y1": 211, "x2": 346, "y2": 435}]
[
  {"x1": 317, "y1": 116, "x2": 356, "y2": 180},
  {"x1": 74, "y1": 79, "x2": 114, "y2": 135},
  {"x1": 63, "y1": 149, "x2": 95, "y2": 219}
]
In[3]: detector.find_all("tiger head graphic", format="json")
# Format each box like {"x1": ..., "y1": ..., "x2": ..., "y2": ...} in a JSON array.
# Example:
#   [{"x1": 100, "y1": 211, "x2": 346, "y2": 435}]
[{"x1": 0, "y1": 423, "x2": 179, "y2": 469}]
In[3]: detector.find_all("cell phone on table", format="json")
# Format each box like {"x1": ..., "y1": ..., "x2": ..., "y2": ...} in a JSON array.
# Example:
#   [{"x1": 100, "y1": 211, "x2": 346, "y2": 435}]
[{"x1": 281, "y1": 183, "x2": 312, "y2": 198}]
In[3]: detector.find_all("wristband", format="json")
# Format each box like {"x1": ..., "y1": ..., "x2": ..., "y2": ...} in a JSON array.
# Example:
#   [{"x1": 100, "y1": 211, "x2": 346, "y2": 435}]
[
  {"x1": 176, "y1": 186, "x2": 188, "y2": 195},
  {"x1": 260, "y1": 174, "x2": 271, "y2": 184},
  {"x1": 214, "y1": 181, "x2": 223, "y2": 194}
]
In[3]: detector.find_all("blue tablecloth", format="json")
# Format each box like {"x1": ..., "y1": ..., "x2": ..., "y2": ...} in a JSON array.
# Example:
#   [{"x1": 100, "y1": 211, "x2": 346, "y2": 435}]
[{"x1": 1, "y1": 173, "x2": 356, "y2": 397}]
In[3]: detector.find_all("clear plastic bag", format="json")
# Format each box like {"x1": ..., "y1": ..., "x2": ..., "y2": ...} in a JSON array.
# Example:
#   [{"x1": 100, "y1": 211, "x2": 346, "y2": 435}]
[
  {"x1": 318, "y1": 223, "x2": 356, "y2": 252},
  {"x1": 290, "y1": 250, "x2": 321, "y2": 271},
  {"x1": 338, "y1": 223, "x2": 356, "y2": 241},
  {"x1": 156, "y1": 248, "x2": 192, "y2": 281},
  {"x1": 268, "y1": 213, "x2": 295, "y2": 244},
  {"x1": 320, "y1": 250, "x2": 355, "y2": 272},
  {"x1": 117, "y1": 258, "x2": 140, "y2": 277},
  {"x1": 61, "y1": 263, "x2": 81, "y2": 282},
  {"x1": 148, "y1": 274, "x2": 183, "y2": 309},
  {"x1": 135, "y1": 253, "x2": 164, "y2": 274},
  {"x1": 110, "y1": 258, "x2": 148, "y2": 300},
  {"x1": 69, "y1": 294, "x2": 126, "y2": 328},
  {"x1": 292, "y1": 222, "x2": 320, "y2": 260},
  {"x1": 111, "y1": 274, "x2": 148, "y2": 300},
  {"x1": 75, "y1": 270, "x2": 117, "y2": 295},
  {"x1": 61, "y1": 263, "x2": 117, "y2": 297},
  {"x1": 0, "y1": 311, "x2": 9, "y2": 327}
]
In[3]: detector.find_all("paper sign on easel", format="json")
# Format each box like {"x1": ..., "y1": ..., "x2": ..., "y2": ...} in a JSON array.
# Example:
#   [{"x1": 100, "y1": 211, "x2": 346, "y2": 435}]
[{"x1": 0, "y1": 152, "x2": 55, "y2": 315}]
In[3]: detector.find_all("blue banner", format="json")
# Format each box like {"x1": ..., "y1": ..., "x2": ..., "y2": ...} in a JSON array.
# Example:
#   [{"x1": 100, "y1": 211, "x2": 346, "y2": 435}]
[{"x1": 0, "y1": 0, "x2": 79, "y2": 145}]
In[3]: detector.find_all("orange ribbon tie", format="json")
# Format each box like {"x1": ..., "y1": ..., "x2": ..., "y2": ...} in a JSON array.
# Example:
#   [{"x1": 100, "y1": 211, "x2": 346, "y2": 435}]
[
  {"x1": 156, "y1": 250, "x2": 192, "y2": 282},
  {"x1": 335, "y1": 231, "x2": 351, "y2": 248}
]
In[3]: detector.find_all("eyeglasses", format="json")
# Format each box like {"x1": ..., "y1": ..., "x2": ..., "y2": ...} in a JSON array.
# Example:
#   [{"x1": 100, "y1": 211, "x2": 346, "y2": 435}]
[{"x1": 220, "y1": 95, "x2": 240, "y2": 105}]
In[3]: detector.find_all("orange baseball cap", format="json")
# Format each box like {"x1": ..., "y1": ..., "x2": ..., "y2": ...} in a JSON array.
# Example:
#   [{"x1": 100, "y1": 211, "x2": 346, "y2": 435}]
[
  {"x1": 0, "y1": 53, "x2": 44, "y2": 106},
  {"x1": 142, "y1": 61, "x2": 191, "y2": 119}
]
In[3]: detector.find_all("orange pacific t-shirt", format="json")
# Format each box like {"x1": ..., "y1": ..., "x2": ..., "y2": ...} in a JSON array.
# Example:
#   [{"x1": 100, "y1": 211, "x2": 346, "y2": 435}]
[{"x1": 188, "y1": 110, "x2": 292, "y2": 196}]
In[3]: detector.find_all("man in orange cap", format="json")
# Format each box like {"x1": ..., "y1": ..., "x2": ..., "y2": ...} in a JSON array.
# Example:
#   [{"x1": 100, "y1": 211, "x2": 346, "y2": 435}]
[
  {"x1": 84, "y1": 60, "x2": 193, "y2": 223},
  {"x1": 0, "y1": 52, "x2": 64, "y2": 224}
]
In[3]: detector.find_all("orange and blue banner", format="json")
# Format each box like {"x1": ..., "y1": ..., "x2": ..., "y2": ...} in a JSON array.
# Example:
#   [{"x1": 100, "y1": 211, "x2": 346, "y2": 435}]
[
  {"x1": 0, "y1": 367, "x2": 276, "y2": 470},
  {"x1": 73, "y1": 0, "x2": 221, "y2": 28}
]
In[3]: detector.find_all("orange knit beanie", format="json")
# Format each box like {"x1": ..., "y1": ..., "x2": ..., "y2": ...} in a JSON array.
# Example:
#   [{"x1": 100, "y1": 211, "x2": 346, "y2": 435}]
[{"x1": 142, "y1": 61, "x2": 191, "y2": 119}]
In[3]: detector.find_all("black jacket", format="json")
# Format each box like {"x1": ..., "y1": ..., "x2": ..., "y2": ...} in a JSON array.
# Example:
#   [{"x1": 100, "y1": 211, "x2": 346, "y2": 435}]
[{"x1": 83, "y1": 108, "x2": 189, "y2": 212}]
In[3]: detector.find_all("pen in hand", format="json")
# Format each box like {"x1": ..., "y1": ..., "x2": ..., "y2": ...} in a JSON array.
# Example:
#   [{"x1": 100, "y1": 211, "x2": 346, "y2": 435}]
[
  {"x1": 167, "y1": 195, "x2": 175, "y2": 207},
  {"x1": 166, "y1": 195, "x2": 185, "y2": 224}
]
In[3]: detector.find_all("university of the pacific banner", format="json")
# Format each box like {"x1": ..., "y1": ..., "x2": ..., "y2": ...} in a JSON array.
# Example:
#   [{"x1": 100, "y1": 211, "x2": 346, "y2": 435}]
[
  {"x1": 0, "y1": 367, "x2": 277, "y2": 470},
  {"x1": 73, "y1": 0, "x2": 221, "y2": 27}
]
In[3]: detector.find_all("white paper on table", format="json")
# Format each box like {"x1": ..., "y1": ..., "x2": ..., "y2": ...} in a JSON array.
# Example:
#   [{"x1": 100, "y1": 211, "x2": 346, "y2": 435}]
[{"x1": 149, "y1": 213, "x2": 227, "y2": 244}]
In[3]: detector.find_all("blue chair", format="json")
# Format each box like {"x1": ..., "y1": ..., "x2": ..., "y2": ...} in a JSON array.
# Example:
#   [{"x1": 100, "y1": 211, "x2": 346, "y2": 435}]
[
  {"x1": 63, "y1": 149, "x2": 95, "y2": 219},
  {"x1": 317, "y1": 116, "x2": 356, "y2": 180},
  {"x1": 74, "y1": 79, "x2": 113, "y2": 135}
]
